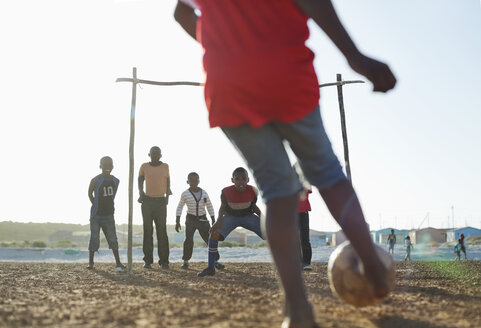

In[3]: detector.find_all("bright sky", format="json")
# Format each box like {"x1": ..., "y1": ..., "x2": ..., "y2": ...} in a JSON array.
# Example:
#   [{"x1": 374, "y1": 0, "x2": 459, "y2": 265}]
[{"x1": 1, "y1": 0, "x2": 480, "y2": 232}]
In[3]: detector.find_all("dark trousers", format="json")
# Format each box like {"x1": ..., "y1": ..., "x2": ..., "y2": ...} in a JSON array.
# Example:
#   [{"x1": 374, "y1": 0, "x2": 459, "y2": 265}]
[
  {"x1": 141, "y1": 198, "x2": 169, "y2": 265},
  {"x1": 183, "y1": 215, "x2": 220, "y2": 261},
  {"x1": 298, "y1": 212, "x2": 312, "y2": 265}
]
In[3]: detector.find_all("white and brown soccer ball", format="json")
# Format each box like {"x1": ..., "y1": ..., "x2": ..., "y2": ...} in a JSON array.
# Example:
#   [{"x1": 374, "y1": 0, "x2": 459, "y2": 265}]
[{"x1": 328, "y1": 241, "x2": 395, "y2": 307}]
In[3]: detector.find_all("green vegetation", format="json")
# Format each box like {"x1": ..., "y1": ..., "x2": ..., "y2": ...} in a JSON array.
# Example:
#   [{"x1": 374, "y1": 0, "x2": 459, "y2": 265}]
[
  {"x1": 427, "y1": 261, "x2": 481, "y2": 286},
  {"x1": 0, "y1": 221, "x2": 89, "y2": 242},
  {"x1": 32, "y1": 241, "x2": 47, "y2": 248}
]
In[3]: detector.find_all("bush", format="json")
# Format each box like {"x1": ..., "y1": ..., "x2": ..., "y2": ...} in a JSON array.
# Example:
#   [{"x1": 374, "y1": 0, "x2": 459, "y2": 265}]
[{"x1": 32, "y1": 241, "x2": 47, "y2": 248}]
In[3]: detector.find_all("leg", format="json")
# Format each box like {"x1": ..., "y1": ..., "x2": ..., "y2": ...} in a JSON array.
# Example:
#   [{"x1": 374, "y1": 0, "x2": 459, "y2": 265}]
[
  {"x1": 298, "y1": 212, "x2": 312, "y2": 265},
  {"x1": 182, "y1": 218, "x2": 196, "y2": 262},
  {"x1": 239, "y1": 214, "x2": 264, "y2": 240},
  {"x1": 209, "y1": 216, "x2": 236, "y2": 268},
  {"x1": 198, "y1": 220, "x2": 220, "y2": 262},
  {"x1": 153, "y1": 199, "x2": 169, "y2": 266},
  {"x1": 88, "y1": 217, "x2": 101, "y2": 268},
  {"x1": 319, "y1": 179, "x2": 390, "y2": 297},
  {"x1": 279, "y1": 108, "x2": 389, "y2": 297},
  {"x1": 141, "y1": 202, "x2": 154, "y2": 265},
  {"x1": 88, "y1": 251, "x2": 95, "y2": 269},
  {"x1": 198, "y1": 216, "x2": 236, "y2": 276},
  {"x1": 266, "y1": 194, "x2": 314, "y2": 325},
  {"x1": 101, "y1": 216, "x2": 122, "y2": 266},
  {"x1": 222, "y1": 122, "x2": 314, "y2": 326}
]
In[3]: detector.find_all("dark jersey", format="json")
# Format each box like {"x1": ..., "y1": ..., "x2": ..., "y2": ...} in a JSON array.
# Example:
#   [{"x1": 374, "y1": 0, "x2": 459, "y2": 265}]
[
  {"x1": 221, "y1": 185, "x2": 257, "y2": 217},
  {"x1": 90, "y1": 174, "x2": 119, "y2": 217}
]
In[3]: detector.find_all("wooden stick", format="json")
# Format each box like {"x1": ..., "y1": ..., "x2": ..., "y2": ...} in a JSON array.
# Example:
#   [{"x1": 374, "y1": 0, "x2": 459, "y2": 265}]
[
  {"x1": 115, "y1": 77, "x2": 364, "y2": 89},
  {"x1": 116, "y1": 78, "x2": 203, "y2": 87},
  {"x1": 127, "y1": 67, "x2": 137, "y2": 275},
  {"x1": 336, "y1": 74, "x2": 352, "y2": 182},
  {"x1": 319, "y1": 80, "x2": 364, "y2": 88},
  {"x1": 116, "y1": 72, "x2": 365, "y2": 271}
]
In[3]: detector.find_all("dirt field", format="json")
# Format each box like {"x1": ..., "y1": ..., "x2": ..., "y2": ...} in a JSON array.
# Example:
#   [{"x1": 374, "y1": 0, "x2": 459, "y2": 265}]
[{"x1": 1, "y1": 261, "x2": 480, "y2": 328}]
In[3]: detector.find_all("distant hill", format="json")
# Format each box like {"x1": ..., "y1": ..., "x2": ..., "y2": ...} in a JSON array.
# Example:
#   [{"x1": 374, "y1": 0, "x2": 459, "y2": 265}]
[{"x1": 0, "y1": 221, "x2": 173, "y2": 243}]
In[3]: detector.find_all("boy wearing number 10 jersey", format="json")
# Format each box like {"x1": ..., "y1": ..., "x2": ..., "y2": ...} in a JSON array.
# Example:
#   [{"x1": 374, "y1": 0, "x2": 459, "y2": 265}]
[{"x1": 87, "y1": 156, "x2": 125, "y2": 271}]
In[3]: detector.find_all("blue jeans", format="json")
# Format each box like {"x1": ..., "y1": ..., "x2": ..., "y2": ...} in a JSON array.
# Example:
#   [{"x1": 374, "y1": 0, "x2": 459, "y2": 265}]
[
  {"x1": 89, "y1": 215, "x2": 119, "y2": 251},
  {"x1": 216, "y1": 213, "x2": 264, "y2": 241},
  {"x1": 222, "y1": 106, "x2": 345, "y2": 202}
]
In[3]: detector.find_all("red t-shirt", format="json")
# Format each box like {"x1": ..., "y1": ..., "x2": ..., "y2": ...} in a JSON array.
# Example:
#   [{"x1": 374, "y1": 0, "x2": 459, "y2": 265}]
[
  {"x1": 196, "y1": 0, "x2": 320, "y2": 128},
  {"x1": 221, "y1": 185, "x2": 258, "y2": 217},
  {"x1": 298, "y1": 190, "x2": 312, "y2": 212}
]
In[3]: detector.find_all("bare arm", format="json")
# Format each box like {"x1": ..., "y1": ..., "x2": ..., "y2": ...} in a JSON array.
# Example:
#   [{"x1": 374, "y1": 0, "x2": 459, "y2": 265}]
[
  {"x1": 167, "y1": 177, "x2": 172, "y2": 196},
  {"x1": 174, "y1": 1, "x2": 198, "y2": 40},
  {"x1": 294, "y1": 0, "x2": 396, "y2": 92},
  {"x1": 88, "y1": 178, "x2": 96, "y2": 204},
  {"x1": 138, "y1": 175, "x2": 145, "y2": 203}
]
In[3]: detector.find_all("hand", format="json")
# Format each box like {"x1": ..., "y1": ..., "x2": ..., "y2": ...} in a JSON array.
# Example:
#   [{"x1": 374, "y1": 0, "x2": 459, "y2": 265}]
[
  {"x1": 347, "y1": 54, "x2": 397, "y2": 92},
  {"x1": 209, "y1": 220, "x2": 222, "y2": 235},
  {"x1": 165, "y1": 196, "x2": 169, "y2": 205},
  {"x1": 137, "y1": 195, "x2": 144, "y2": 203},
  {"x1": 175, "y1": 222, "x2": 181, "y2": 233}
]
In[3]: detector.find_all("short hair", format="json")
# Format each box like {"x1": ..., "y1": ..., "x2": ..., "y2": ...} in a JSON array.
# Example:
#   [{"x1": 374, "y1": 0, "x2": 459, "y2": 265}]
[
  {"x1": 149, "y1": 146, "x2": 161, "y2": 154},
  {"x1": 187, "y1": 172, "x2": 199, "y2": 179},
  {"x1": 232, "y1": 167, "x2": 248, "y2": 178},
  {"x1": 100, "y1": 156, "x2": 113, "y2": 166}
]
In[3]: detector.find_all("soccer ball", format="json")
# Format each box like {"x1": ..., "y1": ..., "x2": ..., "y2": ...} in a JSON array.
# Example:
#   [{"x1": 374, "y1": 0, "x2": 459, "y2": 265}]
[{"x1": 327, "y1": 241, "x2": 395, "y2": 307}]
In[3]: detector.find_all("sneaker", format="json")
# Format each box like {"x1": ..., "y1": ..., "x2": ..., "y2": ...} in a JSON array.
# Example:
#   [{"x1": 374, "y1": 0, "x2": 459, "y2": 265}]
[
  {"x1": 302, "y1": 263, "x2": 313, "y2": 271},
  {"x1": 143, "y1": 263, "x2": 152, "y2": 269},
  {"x1": 214, "y1": 262, "x2": 225, "y2": 270},
  {"x1": 181, "y1": 262, "x2": 189, "y2": 270},
  {"x1": 160, "y1": 263, "x2": 170, "y2": 269},
  {"x1": 197, "y1": 267, "x2": 215, "y2": 277},
  {"x1": 87, "y1": 263, "x2": 94, "y2": 270},
  {"x1": 116, "y1": 264, "x2": 126, "y2": 272}
]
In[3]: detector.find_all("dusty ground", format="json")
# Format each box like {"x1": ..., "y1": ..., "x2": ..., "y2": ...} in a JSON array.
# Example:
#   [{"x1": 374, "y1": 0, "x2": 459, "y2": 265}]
[{"x1": 0, "y1": 261, "x2": 480, "y2": 328}]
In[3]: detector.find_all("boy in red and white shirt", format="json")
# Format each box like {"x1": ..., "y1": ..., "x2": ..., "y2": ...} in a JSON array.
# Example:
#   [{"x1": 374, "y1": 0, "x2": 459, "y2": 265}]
[
  {"x1": 174, "y1": 1, "x2": 396, "y2": 326},
  {"x1": 197, "y1": 167, "x2": 263, "y2": 277}
]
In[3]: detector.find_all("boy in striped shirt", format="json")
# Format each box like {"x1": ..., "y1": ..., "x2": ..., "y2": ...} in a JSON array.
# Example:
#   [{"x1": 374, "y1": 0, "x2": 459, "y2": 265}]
[{"x1": 175, "y1": 172, "x2": 221, "y2": 269}]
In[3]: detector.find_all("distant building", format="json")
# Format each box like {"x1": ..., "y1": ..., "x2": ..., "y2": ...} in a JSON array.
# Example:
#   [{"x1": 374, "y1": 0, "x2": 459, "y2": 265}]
[
  {"x1": 409, "y1": 227, "x2": 447, "y2": 244},
  {"x1": 446, "y1": 227, "x2": 481, "y2": 243},
  {"x1": 332, "y1": 230, "x2": 346, "y2": 246}
]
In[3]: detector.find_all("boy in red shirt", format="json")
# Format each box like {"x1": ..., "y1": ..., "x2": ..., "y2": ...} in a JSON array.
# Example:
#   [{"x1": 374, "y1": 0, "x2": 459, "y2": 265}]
[
  {"x1": 298, "y1": 188, "x2": 313, "y2": 271},
  {"x1": 174, "y1": 0, "x2": 396, "y2": 326},
  {"x1": 198, "y1": 167, "x2": 263, "y2": 277}
]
